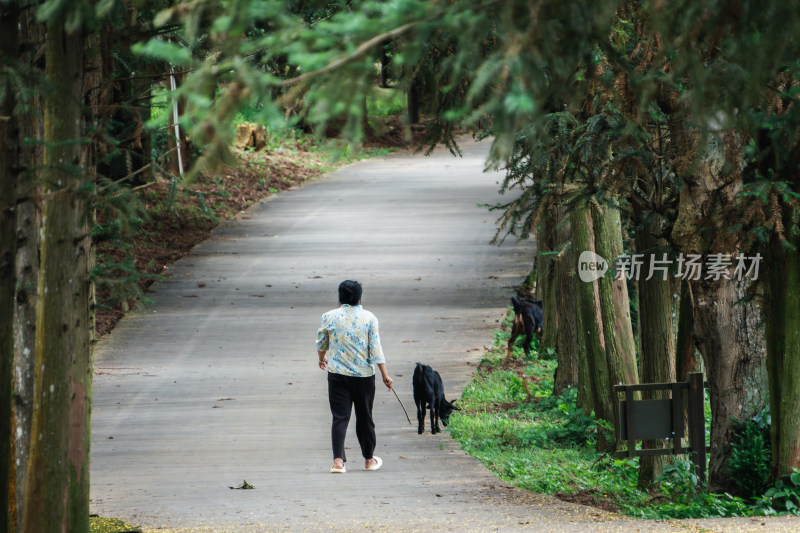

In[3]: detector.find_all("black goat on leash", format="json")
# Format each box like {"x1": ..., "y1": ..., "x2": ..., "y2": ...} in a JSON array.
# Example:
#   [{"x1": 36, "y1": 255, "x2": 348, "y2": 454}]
[{"x1": 412, "y1": 363, "x2": 459, "y2": 434}]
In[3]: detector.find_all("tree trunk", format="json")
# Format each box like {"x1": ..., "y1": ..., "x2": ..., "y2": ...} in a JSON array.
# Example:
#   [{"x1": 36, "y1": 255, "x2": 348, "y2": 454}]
[
  {"x1": 69, "y1": 28, "x2": 103, "y2": 533},
  {"x1": 666, "y1": 106, "x2": 769, "y2": 490},
  {"x1": 68, "y1": 190, "x2": 94, "y2": 533},
  {"x1": 571, "y1": 202, "x2": 614, "y2": 450},
  {"x1": 166, "y1": 70, "x2": 191, "y2": 177},
  {"x1": 553, "y1": 210, "x2": 578, "y2": 395},
  {"x1": 1, "y1": 3, "x2": 21, "y2": 529},
  {"x1": 22, "y1": 21, "x2": 90, "y2": 533},
  {"x1": 12, "y1": 7, "x2": 46, "y2": 525},
  {"x1": 592, "y1": 203, "x2": 639, "y2": 390},
  {"x1": 379, "y1": 44, "x2": 390, "y2": 88},
  {"x1": 691, "y1": 277, "x2": 768, "y2": 491},
  {"x1": 634, "y1": 213, "x2": 676, "y2": 487},
  {"x1": 536, "y1": 208, "x2": 558, "y2": 356},
  {"x1": 407, "y1": 77, "x2": 420, "y2": 125},
  {"x1": 764, "y1": 218, "x2": 800, "y2": 478},
  {"x1": 572, "y1": 298, "x2": 591, "y2": 413},
  {"x1": 675, "y1": 279, "x2": 699, "y2": 381}
]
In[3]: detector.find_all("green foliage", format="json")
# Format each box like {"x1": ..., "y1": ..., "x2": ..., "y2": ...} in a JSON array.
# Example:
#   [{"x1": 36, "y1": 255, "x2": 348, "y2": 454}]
[
  {"x1": 91, "y1": 254, "x2": 159, "y2": 313},
  {"x1": 128, "y1": 0, "x2": 635, "y2": 173},
  {"x1": 730, "y1": 412, "x2": 772, "y2": 499},
  {"x1": 130, "y1": 39, "x2": 192, "y2": 65},
  {"x1": 627, "y1": 490, "x2": 752, "y2": 520},
  {"x1": 146, "y1": 86, "x2": 174, "y2": 163},
  {"x1": 546, "y1": 388, "x2": 601, "y2": 447},
  {"x1": 753, "y1": 471, "x2": 800, "y2": 515},
  {"x1": 92, "y1": 173, "x2": 157, "y2": 311},
  {"x1": 367, "y1": 87, "x2": 406, "y2": 117},
  {"x1": 655, "y1": 459, "x2": 702, "y2": 497},
  {"x1": 450, "y1": 323, "x2": 800, "y2": 519},
  {"x1": 121, "y1": 0, "x2": 800, "y2": 258}
]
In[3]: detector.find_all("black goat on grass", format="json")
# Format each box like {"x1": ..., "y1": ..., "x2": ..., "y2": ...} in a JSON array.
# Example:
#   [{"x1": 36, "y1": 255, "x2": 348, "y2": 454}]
[
  {"x1": 507, "y1": 297, "x2": 544, "y2": 357},
  {"x1": 412, "y1": 363, "x2": 459, "y2": 434}
]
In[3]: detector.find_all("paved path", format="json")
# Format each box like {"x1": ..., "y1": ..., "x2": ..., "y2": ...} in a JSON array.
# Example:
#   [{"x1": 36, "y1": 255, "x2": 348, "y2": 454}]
[{"x1": 91, "y1": 140, "x2": 798, "y2": 532}]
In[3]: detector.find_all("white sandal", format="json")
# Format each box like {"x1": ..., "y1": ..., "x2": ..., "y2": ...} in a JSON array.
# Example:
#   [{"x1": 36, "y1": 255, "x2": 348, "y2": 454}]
[{"x1": 365, "y1": 456, "x2": 382, "y2": 471}]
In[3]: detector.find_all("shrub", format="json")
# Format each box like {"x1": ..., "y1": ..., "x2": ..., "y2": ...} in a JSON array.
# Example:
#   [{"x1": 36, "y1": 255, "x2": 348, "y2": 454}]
[{"x1": 729, "y1": 411, "x2": 772, "y2": 499}]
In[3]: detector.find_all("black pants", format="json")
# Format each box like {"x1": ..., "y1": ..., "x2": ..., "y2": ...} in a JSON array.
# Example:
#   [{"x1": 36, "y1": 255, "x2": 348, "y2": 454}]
[{"x1": 327, "y1": 372, "x2": 376, "y2": 463}]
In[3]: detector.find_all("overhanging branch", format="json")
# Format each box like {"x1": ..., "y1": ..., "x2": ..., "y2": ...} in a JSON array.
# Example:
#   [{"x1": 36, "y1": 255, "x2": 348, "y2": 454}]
[{"x1": 278, "y1": 20, "x2": 422, "y2": 88}]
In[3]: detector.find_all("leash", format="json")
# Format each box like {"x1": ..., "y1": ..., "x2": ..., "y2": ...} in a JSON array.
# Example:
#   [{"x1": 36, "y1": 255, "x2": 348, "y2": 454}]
[{"x1": 391, "y1": 387, "x2": 413, "y2": 425}]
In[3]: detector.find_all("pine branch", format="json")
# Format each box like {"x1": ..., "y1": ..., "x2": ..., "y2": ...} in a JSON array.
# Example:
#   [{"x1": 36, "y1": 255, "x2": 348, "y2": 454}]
[{"x1": 278, "y1": 20, "x2": 423, "y2": 88}]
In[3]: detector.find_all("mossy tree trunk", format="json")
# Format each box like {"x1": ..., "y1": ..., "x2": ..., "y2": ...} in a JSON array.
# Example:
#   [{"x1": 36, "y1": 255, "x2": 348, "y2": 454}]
[
  {"x1": 592, "y1": 203, "x2": 639, "y2": 389},
  {"x1": 21, "y1": 20, "x2": 92, "y2": 533},
  {"x1": 590, "y1": 201, "x2": 639, "y2": 452},
  {"x1": 571, "y1": 202, "x2": 614, "y2": 451}
]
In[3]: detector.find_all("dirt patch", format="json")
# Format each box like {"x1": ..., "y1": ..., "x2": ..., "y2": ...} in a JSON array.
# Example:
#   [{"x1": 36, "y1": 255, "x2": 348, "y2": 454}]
[{"x1": 555, "y1": 489, "x2": 621, "y2": 513}]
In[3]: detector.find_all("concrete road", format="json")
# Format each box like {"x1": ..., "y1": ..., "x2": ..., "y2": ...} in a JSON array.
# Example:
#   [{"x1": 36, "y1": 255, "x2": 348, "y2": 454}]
[{"x1": 90, "y1": 139, "x2": 797, "y2": 533}]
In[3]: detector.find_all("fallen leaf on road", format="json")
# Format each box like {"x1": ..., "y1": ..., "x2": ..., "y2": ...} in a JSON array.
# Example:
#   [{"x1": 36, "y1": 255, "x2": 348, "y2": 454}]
[{"x1": 229, "y1": 480, "x2": 255, "y2": 490}]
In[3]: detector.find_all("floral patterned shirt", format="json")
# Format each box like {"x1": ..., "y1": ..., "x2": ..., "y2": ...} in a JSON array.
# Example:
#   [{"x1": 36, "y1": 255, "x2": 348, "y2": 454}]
[{"x1": 316, "y1": 304, "x2": 385, "y2": 377}]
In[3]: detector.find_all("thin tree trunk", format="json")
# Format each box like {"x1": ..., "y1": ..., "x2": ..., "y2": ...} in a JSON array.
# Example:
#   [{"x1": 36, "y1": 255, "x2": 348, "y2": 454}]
[
  {"x1": 379, "y1": 44, "x2": 390, "y2": 88},
  {"x1": 634, "y1": 213, "x2": 676, "y2": 487},
  {"x1": 22, "y1": 21, "x2": 89, "y2": 533},
  {"x1": 553, "y1": 210, "x2": 578, "y2": 395},
  {"x1": 166, "y1": 71, "x2": 191, "y2": 177},
  {"x1": 675, "y1": 279, "x2": 699, "y2": 381},
  {"x1": 571, "y1": 202, "x2": 614, "y2": 451},
  {"x1": 1, "y1": 3, "x2": 21, "y2": 529},
  {"x1": 407, "y1": 77, "x2": 420, "y2": 125},
  {"x1": 537, "y1": 208, "x2": 558, "y2": 356}
]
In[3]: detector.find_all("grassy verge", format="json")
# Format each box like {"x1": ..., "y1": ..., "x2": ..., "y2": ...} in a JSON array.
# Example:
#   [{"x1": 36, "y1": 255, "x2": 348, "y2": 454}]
[{"x1": 447, "y1": 309, "x2": 800, "y2": 519}]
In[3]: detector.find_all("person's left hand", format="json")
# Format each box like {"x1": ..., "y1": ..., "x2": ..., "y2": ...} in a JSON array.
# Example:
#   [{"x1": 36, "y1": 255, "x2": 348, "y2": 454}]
[
  {"x1": 382, "y1": 375, "x2": 393, "y2": 390},
  {"x1": 318, "y1": 357, "x2": 327, "y2": 371}
]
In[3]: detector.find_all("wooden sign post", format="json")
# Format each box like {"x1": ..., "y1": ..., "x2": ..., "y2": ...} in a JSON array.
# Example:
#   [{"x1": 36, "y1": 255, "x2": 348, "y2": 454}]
[{"x1": 615, "y1": 372, "x2": 709, "y2": 482}]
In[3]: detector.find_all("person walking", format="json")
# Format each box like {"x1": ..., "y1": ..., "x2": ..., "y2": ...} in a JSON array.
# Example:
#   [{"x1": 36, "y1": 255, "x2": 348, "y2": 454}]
[{"x1": 317, "y1": 280, "x2": 393, "y2": 473}]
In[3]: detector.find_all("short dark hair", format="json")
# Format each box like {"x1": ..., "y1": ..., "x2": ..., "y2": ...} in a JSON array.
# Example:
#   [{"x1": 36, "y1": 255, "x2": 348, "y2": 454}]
[{"x1": 338, "y1": 280, "x2": 362, "y2": 306}]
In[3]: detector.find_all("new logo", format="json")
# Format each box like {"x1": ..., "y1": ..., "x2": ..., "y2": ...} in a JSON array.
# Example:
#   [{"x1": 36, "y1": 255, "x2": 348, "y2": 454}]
[{"x1": 578, "y1": 251, "x2": 609, "y2": 282}]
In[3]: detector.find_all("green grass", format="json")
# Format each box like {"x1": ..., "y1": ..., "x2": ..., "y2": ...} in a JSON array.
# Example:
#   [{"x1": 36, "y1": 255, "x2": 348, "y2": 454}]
[
  {"x1": 90, "y1": 515, "x2": 139, "y2": 533},
  {"x1": 447, "y1": 308, "x2": 800, "y2": 519}
]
